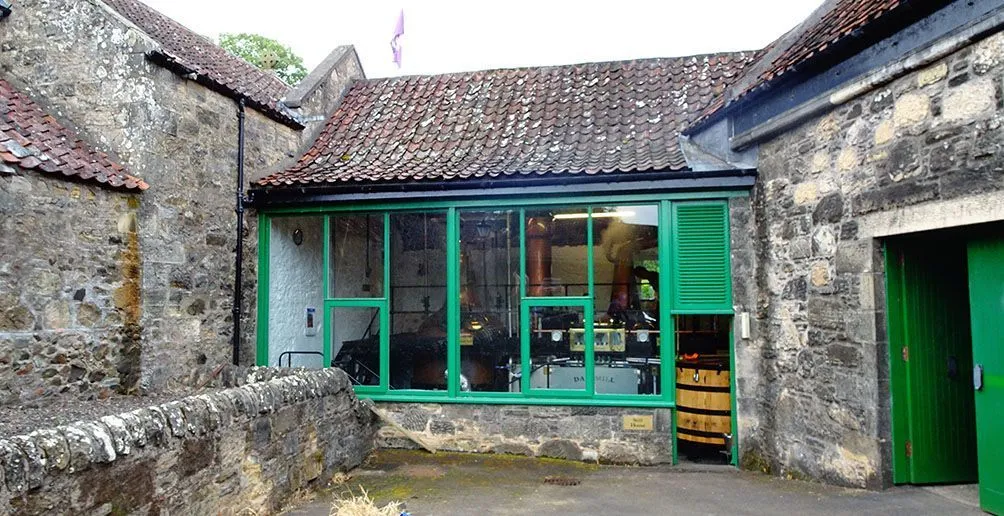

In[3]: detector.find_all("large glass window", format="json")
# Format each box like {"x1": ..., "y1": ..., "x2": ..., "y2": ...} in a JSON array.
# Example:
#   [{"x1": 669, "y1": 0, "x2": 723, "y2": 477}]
[
  {"x1": 459, "y1": 210, "x2": 520, "y2": 392},
  {"x1": 524, "y1": 208, "x2": 589, "y2": 297},
  {"x1": 329, "y1": 214, "x2": 384, "y2": 298},
  {"x1": 330, "y1": 306, "x2": 382, "y2": 386},
  {"x1": 389, "y1": 212, "x2": 448, "y2": 390},
  {"x1": 260, "y1": 197, "x2": 733, "y2": 405},
  {"x1": 592, "y1": 205, "x2": 661, "y2": 395}
]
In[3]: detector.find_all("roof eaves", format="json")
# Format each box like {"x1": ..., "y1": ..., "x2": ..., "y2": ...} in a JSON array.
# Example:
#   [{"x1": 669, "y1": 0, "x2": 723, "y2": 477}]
[{"x1": 146, "y1": 50, "x2": 304, "y2": 129}]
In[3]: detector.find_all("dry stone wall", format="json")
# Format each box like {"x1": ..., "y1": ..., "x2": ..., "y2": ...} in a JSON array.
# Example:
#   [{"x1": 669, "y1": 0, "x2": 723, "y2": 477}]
[
  {"x1": 745, "y1": 31, "x2": 1004, "y2": 488},
  {"x1": 0, "y1": 367, "x2": 375, "y2": 515}
]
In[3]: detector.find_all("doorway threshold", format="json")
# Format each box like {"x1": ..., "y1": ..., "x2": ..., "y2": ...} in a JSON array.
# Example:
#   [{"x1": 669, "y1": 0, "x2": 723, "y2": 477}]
[{"x1": 922, "y1": 484, "x2": 980, "y2": 510}]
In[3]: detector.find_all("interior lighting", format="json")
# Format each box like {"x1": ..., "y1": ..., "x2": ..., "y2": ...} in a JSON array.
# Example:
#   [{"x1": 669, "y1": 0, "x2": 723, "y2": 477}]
[{"x1": 553, "y1": 210, "x2": 636, "y2": 220}]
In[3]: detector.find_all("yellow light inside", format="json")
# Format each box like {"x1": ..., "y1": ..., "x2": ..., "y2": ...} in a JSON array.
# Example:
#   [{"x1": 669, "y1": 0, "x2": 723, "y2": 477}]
[{"x1": 553, "y1": 210, "x2": 635, "y2": 220}]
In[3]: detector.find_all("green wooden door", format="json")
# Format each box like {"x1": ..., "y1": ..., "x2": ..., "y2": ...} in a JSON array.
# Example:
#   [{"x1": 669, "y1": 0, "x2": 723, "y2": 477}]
[
  {"x1": 968, "y1": 237, "x2": 1004, "y2": 514},
  {"x1": 887, "y1": 239, "x2": 977, "y2": 484}
]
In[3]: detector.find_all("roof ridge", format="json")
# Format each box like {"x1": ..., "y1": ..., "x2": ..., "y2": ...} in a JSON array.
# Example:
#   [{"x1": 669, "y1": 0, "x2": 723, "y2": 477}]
[
  {"x1": 98, "y1": 0, "x2": 301, "y2": 128},
  {"x1": 360, "y1": 50, "x2": 761, "y2": 85}
]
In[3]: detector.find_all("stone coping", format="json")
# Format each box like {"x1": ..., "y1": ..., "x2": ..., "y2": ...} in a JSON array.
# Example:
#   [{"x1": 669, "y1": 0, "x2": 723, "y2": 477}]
[{"x1": 0, "y1": 367, "x2": 353, "y2": 496}]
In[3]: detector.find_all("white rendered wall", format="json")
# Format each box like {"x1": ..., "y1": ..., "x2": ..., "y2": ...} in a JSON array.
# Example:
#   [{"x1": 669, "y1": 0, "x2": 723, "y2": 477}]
[{"x1": 268, "y1": 216, "x2": 324, "y2": 368}]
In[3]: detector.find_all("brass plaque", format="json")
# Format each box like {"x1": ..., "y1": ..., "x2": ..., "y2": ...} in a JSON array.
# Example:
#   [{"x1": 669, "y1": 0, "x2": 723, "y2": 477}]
[{"x1": 622, "y1": 415, "x2": 654, "y2": 431}]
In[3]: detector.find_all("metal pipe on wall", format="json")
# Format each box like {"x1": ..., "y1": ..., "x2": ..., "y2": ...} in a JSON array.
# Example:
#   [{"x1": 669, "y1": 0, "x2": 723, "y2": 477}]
[{"x1": 231, "y1": 98, "x2": 246, "y2": 365}]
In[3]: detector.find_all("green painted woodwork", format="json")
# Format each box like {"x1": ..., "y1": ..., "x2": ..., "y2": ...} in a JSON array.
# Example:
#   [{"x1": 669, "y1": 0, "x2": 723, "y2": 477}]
[
  {"x1": 255, "y1": 212, "x2": 270, "y2": 366},
  {"x1": 968, "y1": 237, "x2": 1004, "y2": 514},
  {"x1": 671, "y1": 201, "x2": 732, "y2": 313},
  {"x1": 256, "y1": 193, "x2": 737, "y2": 410},
  {"x1": 887, "y1": 238, "x2": 977, "y2": 484}
]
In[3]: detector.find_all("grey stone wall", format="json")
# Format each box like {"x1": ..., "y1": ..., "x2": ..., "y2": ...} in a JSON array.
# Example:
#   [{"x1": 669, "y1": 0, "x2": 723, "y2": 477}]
[
  {"x1": 0, "y1": 367, "x2": 375, "y2": 515},
  {"x1": 0, "y1": 0, "x2": 363, "y2": 398},
  {"x1": 746, "y1": 30, "x2": 1004, "y2": 488},
  {"x1": 374, "y1": 403, "x2": 673, "y2": 464},
  {"x1": 0, "y1": 171, "x2": 142, "y2": 404}
]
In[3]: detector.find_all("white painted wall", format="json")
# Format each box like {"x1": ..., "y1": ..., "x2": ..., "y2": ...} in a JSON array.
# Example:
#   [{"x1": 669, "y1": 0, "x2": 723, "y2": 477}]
[{"x1": 268, "y1": 216, "x2": 324, "y2": 368}]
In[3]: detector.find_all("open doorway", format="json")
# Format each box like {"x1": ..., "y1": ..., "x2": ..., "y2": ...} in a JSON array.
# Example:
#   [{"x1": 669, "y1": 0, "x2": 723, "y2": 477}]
[
  {"x1": 886, "y1": 222, "x2": 1004, "y2": 514},
  {"x1": 675, "y1": 314, "x2": 733, "y2": 464}
]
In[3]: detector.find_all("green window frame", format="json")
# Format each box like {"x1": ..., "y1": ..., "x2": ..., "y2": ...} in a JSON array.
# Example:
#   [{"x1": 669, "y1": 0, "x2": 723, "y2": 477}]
[{"x1": 256, "y1": 192, "x2": 738, "y2": 408}]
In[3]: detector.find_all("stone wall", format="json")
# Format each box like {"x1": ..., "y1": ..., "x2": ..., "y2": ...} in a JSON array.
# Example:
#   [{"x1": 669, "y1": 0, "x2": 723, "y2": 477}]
[
  {"x1": 746, "y1": 30, "x2": 1004, "y2": 488},
  {"x1": 0, "y1": 171, "x2": 142, "y2": 404},
  {"x1": 374, "y1": 403, "x2": 673, "y2": 464},
  {"x1": 0, "y1": 0, "x2": 363, "y2": 398},
  {"x1": 0, "y1": 367, "x2": 375, "y2": 515}
]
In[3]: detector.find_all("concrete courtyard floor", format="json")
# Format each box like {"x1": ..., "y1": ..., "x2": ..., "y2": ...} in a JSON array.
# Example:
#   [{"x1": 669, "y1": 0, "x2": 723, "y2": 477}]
[{"x1": 284, "y1": 449, "x2": 982, "y2": 515}]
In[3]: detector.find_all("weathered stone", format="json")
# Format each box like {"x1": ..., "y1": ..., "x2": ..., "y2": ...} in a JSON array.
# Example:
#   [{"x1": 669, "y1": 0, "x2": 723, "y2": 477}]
[
  {"x1": 892, "y1": 92, "x2": 929, "y2": 127},
  {"x1": 916, "y1": 62, "x2": 948, "y2": 87},
  {"x1": 812, "y1": 193, "x2": 843, "y2": 224},
  {"x1": 537, "y1": 439, "x2": 583, "y2": 461},
  {"x1": 793, "y1": 182, "x2": 818, "y2": 205},
  {"x1": 942, "y1": 78, "x2": 996, "y2": 123}
]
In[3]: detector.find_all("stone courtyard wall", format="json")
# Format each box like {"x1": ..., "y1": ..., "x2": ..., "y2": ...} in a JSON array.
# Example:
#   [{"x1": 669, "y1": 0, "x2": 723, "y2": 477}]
[
  {"x1": 375, "y1": 403, "x2": 673, "y2": 465},
  {"x1": 0, "y1": 0, "x2": 363, "y2": 398},
  {"x1": 0, "y1": 171, "x2": 142, "y2": 404},
  {"x1": 745, "y1": 30, "x2": 1004, "y2": 488},
  {"x1": 0, "y1": 367, "x2": 375, "y2": 515}
]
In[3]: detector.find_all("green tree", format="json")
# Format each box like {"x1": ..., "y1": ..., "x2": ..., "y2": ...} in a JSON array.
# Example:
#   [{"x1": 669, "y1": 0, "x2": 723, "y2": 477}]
[{"x1": 219, "y1": 33, "x2": 308, "y2": 85}]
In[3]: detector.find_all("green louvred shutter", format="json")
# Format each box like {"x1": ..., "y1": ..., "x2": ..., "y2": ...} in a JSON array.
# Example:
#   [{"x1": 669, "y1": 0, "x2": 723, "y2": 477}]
[{"x1": 672, "y1": 201, "x2": 732, "y2": 312}]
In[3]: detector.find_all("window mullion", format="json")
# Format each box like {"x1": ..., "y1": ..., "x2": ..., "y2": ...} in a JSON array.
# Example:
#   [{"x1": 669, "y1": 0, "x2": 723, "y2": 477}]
[{"x1": 446, "y1": 207, "x2": 459, "y2": 397}]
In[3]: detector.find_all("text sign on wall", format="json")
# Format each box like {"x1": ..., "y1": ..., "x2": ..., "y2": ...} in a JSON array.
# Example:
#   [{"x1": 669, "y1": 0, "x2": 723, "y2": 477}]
[{"x1": 622, "y1": 415, "x2": 654, "y2": 431}]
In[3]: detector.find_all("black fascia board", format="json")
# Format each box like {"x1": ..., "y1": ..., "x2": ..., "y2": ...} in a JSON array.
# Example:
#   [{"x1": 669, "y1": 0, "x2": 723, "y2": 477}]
[{"x1": 247, "y1": 168, "x2": 757, "y2": 209}]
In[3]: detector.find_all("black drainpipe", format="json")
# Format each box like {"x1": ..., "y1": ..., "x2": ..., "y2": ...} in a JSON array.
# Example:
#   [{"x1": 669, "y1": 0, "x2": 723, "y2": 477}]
[{"x1": 231, "y1": 97, "x2": 247, "y2": 365}]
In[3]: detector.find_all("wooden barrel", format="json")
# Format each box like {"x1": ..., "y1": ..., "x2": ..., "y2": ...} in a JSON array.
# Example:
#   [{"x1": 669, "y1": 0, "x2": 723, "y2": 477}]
[{"x1": 676, "y1": 360, "x2": 731, "y2": 446}]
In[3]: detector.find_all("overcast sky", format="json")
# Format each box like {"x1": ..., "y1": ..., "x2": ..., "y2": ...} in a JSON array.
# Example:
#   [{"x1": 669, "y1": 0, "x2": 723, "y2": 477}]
[{"x1": 142, "y1": 0, "x2": 824, "y2": 79}]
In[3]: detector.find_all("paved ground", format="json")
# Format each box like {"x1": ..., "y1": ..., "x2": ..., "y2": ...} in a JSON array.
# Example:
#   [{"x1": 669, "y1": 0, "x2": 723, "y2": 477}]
[{"x1": 284, "y1": 449, "x2": 983, "y2": 516}]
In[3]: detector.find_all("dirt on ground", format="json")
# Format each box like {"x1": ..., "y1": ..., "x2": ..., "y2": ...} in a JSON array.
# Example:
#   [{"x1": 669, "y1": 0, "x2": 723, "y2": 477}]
[{"x1": 283, "y1": 449, "x2": 983, "y2": 516}]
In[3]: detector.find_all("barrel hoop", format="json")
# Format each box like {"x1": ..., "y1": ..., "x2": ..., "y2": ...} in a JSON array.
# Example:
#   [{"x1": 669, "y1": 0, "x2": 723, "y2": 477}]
[
  {"x1": 677, "y1": 427, "x2": 729, "y2": 439},
  {"x1": 675, "y1": 406, "x2": 731, "y2": 417},
  {"x1": 675, "y1": 383, "x2": 730, "y2": 393}
]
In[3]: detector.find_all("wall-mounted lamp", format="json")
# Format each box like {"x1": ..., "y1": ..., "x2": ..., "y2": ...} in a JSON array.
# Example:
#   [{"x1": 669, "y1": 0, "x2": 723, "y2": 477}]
[
  {"x1": 292, "y1": 228, "x2": 304, "y2": 246},
  {"x1": 0, "y1": 0, "x2": 12, "y2": 19}
]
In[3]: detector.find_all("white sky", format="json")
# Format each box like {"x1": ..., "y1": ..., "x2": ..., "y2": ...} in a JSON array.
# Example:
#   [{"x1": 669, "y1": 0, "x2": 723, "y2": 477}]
[{"x1": 142, "y1": 0, "x2": 824, "y2": 79}]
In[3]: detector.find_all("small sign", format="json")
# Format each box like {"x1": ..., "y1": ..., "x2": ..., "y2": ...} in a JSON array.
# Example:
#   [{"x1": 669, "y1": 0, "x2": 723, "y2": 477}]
[{"x1": 623, "y1": 415, "x2": 654, "y2": 431}]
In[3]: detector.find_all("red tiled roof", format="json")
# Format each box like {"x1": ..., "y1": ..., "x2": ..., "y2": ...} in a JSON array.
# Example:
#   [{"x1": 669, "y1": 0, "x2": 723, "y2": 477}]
[
  {"x1": 100, "y1": 0, "x2": 298, "y2": 127},
  {"x1": 757, "y1": 0, "x2": 902, "y2": 86},
  {"x1": 688, "y1": 0, "x2": 908, "y2": 130},
  {"x1": 258, "y1": 52, "x2": 758, "y2": 187},
  {"x1": 0, "y1": 79, "x2": 147, "y2": 191}
]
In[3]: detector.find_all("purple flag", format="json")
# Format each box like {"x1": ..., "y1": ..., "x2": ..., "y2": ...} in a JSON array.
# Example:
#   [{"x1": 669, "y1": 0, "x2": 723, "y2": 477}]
[{"x1": 391, "y1": 9, "x2": 404, "y2": 68}]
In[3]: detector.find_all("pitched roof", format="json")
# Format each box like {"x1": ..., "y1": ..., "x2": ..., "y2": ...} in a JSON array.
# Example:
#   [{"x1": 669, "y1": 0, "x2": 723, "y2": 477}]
[
  {"x1": 755, "y1": 0, "x2": 903, "y2": 87},
  {"x1": 257, "y1": 52, "x2": 758, "y2": 187},
  {"x1": 687, "y1": 0, "x2": 912, "y2": 130},
  {"x1": 100, "y1": 0, "x2": 300, "y2": 127},
  {"x1": 0, "y1": 79, "x2": 147, "y2": 191}
]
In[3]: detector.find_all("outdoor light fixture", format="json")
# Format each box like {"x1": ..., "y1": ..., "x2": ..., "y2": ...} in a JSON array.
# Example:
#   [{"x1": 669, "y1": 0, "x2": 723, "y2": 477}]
[
  {"x1": 292, "y1": 228, "x2": 304, "y2": 246},
  {"x1": 0, "y1": 0, "x2": 11, "y2": 19},
  {"x1": 553, "y1": 210, "x2": 636, "y2": 220}
]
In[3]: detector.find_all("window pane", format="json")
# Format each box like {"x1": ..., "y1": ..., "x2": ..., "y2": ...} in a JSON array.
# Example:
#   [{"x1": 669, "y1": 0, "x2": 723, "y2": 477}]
[
  {"x1": 331, "y1": 306, "x2": 381, "y2": 386},
  {"x1": 528, "y1": 305, "x2": 586, "y2": 391},
  {"x1": 460, "y1": 210, "x2": 520, "y2": 392},
  {"x1": 329, "y1": 214, "x2": 384, "y2": 298},
  {"x1": 524, "y1": 208, "x2": 589, "y2": 297},
  {"x1": 268, "y1": 216, "x2": 324, "y2": 368},
  {"x1": 592, "y1": 205, "x2": 661, "y2": 395},
  {"x1": 389, "y1": 212, "x2": 448, "y2": 390}
]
